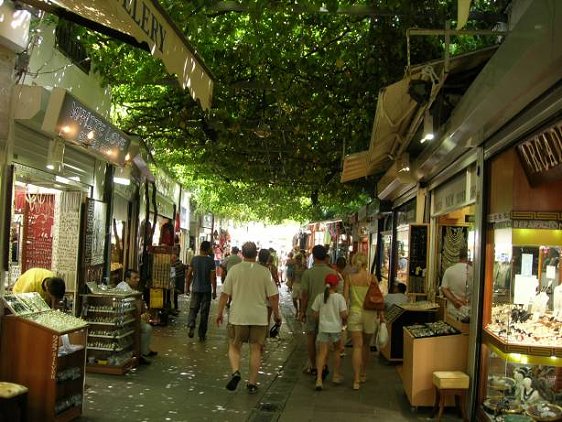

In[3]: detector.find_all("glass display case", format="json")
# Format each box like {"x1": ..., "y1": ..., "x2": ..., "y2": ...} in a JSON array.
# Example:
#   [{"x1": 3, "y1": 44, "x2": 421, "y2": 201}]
[
  {"x1": 396, "y1": 225, "x2": 409, "y2": 286},
  {"x1": 1, "y1": 293, "x2": 88, "y2": 421},
  {"x1": 394, "y1": 224, "x2": 429, "y2": 298},
  {"x1": 81, "y1": 291, "x2": 141, "y2": 375},
  {"x1": 380, "y1": 231, "x2": 392, "y2": 294},
  {"x1": 479, "y1": 226, "x2": 562, "y2": 421}
]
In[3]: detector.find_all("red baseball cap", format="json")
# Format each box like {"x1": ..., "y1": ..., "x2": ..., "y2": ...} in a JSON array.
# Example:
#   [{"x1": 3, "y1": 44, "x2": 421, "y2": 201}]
[{"x1": 325, "y1": 273, "x2": 340, "y2": 287}]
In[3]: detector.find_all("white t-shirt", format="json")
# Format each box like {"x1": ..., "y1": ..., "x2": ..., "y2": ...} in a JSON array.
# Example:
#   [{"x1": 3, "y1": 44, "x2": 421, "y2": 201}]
[
  {"x1": 116, "y1": 281, "x2": 133, "y2": 291},
  {"x1": 222, "y1": 261, "x2": 278, "y2": 325},
  {"x1": 311, "y1": 292, "x2": 347, "y2": 333},
  {"x1": 441, "y1": 262, "x2": 472, "y2": 317}
]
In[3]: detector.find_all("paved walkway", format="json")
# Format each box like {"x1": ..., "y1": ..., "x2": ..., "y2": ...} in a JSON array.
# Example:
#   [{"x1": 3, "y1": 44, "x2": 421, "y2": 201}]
[{"x1": 80, "y1": 287, "x2": 464, "y2": 421}]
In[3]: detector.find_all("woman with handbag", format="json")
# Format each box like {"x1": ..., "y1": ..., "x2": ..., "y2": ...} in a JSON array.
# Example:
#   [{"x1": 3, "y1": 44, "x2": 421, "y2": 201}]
[{"x1": 344, "y1": 253, "x2": 384, "y2": 390}]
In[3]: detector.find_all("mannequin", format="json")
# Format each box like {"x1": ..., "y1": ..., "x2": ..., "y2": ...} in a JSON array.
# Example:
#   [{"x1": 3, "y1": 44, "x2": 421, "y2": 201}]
[
  {"x1": 513, "y1": 369, "x2": 525, "y2": 401},
  {"x1": 520, "y1": 377, "x2": 541, "y2": 403}
]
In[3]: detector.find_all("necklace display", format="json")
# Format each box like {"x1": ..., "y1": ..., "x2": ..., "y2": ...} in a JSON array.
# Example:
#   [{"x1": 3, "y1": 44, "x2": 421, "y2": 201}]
[{"x1": 441, "y1": 226, "x2": 467, "y2": 277}]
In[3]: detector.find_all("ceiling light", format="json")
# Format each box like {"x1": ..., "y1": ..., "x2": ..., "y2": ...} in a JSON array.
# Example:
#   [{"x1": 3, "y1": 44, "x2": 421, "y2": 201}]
[
  {"x1": 421, "y1": 110, "x2": 434, "y2": 144},
  {"x1": 397, "y1": 153, "x2": 410, "y2": 173}
]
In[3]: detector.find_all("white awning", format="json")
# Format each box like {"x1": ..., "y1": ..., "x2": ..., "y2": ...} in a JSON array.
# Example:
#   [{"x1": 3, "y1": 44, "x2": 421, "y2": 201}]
[{"x1": 23, "y1": 0, "x2": 214, "y2": 110}]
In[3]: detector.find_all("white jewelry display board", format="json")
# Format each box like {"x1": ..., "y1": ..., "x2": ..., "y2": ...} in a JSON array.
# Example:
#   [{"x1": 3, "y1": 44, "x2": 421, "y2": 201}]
[{"x1": 513, "y1": 275, "x2": 538, "y2": 305}]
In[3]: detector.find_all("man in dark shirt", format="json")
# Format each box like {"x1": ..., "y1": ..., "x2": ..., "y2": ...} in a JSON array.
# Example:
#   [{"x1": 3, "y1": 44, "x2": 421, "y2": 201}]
[
  {"x1": 171, "y1": 249, "x2": 186, "y2": 316},
  {"x1": 186, "y1": 241, "x2": 217, "y2": 341}
]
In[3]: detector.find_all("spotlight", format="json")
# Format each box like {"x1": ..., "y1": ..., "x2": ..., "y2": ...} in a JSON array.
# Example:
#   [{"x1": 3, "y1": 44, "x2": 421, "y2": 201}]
[{"x1": 420, "y1": 110, "x2": 434, "y2": 143}]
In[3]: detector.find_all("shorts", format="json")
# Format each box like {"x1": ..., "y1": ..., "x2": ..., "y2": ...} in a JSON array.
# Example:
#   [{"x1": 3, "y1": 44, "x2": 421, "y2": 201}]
[
  {"x1": 304, "y1": 312, "x2": 318, "y2": 334},
  {"x1": 347, "y1": 310, "x2": 378, "y2": 334},
  {"x1": 291, "y1": 283, "x2": 302, "y2": 299},
  {"x1": 227, "y1": 324, "x2": 268, "y2": 346},
  {"x1": 316, "y1": 332, "x2": 341, "y2": 344}
]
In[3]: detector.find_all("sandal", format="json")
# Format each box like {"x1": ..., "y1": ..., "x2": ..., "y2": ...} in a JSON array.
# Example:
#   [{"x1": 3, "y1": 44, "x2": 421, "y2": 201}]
[
  {"x1": 302, "y1": 367, "x2": 318, "y2": 376},
  {"x1": 246, "y1": 383, "x2": 259, "y2": 394},
  {"x1": 332, "y1": 375, "x2": 343, "y2": 385},
  {"x1": 226, "y1": 371, "x2": 241, "y2": 391},
  {"x1": 360, "y1": 374, "x2": 367, "y2": 383},
  {"x1": 315, "y1": 381, "x2": 323, "y2": 391},
  {"x1": 353, "y1": 382, "x2": 360, "y2": 391}
]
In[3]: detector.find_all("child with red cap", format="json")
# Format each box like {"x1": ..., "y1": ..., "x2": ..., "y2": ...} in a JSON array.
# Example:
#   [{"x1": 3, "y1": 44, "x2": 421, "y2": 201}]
[{"x1": 311, "y1": 273, "x2": 348, "y2": 391}]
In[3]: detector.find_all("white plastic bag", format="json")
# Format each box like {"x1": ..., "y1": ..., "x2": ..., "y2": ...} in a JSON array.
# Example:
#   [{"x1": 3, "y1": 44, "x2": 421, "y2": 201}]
[{"x1": 376, "y1": 322, "x2": 388, "y2": 349}]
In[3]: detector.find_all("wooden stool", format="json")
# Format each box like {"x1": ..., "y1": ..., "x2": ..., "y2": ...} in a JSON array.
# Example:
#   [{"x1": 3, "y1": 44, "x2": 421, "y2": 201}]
[
  {"x1": 432, "y1": 371, "x2": 469, "y2": 421},
  {"x1": 0, "y1": 382, "x2": 28, "y2": 422}
]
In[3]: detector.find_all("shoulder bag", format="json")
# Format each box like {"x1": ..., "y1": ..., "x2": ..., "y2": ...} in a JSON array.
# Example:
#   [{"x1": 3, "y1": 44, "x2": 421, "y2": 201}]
[{"x1": 363, "y1": 275, "x2": 385, "y2": 311}]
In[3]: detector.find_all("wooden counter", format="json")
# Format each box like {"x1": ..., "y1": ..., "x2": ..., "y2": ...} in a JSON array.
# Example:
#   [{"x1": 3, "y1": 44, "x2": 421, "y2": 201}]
[{"x1": 402, "y1": 328, "x2": 468, "y2": 407}]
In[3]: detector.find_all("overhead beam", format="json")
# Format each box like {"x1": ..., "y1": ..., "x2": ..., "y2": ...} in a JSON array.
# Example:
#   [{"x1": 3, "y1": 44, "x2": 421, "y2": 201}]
[{"x1": 209, "y1": 2, "x2": 406, "y2": 17}]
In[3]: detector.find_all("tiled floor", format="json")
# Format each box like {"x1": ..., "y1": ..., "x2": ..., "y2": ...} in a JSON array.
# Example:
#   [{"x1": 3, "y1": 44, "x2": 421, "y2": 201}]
[{"x1": 80, "y1": 288, "x2": 464, "y2": 421}]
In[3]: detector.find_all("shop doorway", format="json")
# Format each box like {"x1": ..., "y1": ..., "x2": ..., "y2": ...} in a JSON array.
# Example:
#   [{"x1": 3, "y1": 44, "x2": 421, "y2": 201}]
[{"x1": 9, "y1": 165, "x2": 90, "y2": 313}]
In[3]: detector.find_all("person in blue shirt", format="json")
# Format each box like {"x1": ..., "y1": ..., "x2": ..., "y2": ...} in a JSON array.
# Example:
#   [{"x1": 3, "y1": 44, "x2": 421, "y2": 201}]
[{"x1": 186, "y1": 241, "x2": 217, "y2": 341}]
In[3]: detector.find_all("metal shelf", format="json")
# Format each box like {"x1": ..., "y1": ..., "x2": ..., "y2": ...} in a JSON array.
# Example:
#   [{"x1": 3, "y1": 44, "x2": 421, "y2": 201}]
[
  {"x1": 86, "y1": 318, "x2": 135, "y2": 326},
  {"x1": 88, "y1": 330, "x2": 134, "y2": 339}
]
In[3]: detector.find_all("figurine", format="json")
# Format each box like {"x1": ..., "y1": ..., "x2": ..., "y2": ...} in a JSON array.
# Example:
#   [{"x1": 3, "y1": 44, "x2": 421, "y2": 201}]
[{"x1": 520, "y1": 377, "x2": 542, "y2": 403}]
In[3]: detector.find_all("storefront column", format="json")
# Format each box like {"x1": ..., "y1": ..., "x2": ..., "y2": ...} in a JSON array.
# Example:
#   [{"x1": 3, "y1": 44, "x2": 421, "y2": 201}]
[
  {"x1": 102, "y1": 164, "x2": 115, "y2": 284},
  {"x1": 467, "y1": 148, "x2": 485, "y2": 419},
  {"x1": 0, "y1": 46, "x2": 16, "y2": 292}
]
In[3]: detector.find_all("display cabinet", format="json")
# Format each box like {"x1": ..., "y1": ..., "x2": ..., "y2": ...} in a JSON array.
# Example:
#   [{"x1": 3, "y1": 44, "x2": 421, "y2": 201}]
[
  {"x1": 479, "y1": 224, "x2": 562, "y2": 421},
  {"x1": 0, "y1": 293, "x2": 88, "y2": 422},
  {"x1": 402, "y1": 323, "x2": 468, "y2": 408},
  {"x1": 81, "y1": 292, "x2": 141, "y2": 375},
  {"x1": 394, "y1": 224, "x2": 429, "y2": 300},
  {"x1": 381, "y1": 231, "x2": 392, "y2": 294},
  {"x1": 380, "y1": 302, "x2": 438, "y2": 361}
]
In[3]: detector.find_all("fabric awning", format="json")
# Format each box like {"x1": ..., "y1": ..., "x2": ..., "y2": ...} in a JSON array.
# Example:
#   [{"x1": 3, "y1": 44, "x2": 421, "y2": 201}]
[
  {"x1": 340, "y1": 71, "x2": 423, "y2": 183},
  {"x1": 341, "y1": 46, "x2": 497, "y2": 184},
  {"x1": 340, "y1": 151, "x2": 380, "y2": 183},
  {"x1": 22, "y1": 0, "x2": 214, "y2": 110}
]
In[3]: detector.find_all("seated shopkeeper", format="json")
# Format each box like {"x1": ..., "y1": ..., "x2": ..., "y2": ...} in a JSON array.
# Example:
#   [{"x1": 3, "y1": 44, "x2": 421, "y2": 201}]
[
  {"x1": 116, "y1": 269, "x2": 158, "y2": 365},
  {"x1": 12, "y1": 267, "x2": 65, "y2": 308}
]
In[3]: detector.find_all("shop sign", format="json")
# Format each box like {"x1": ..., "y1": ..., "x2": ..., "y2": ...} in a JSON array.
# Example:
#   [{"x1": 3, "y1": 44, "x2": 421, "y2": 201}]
[
  {"x1": 516, "y1": 120, "x2": 562, "y2": 186},
  {"x1": 358, "y1": 206, "x2": 368, "y2": 221},
  {"x1": 396, "y1": 199, "x2": 416, "y2": 226},
  {"x1": 151, "y1": 166, "x2": 176, "y2": 199},
  {"x1": 155, "y1": 194, "x2": 174, "y2": 218},
  {"x1": 201, "y1": 214, "x2": 213, "y2": 229},
  {"x1": 43, "y1": 89, "x2": 130, "y2": 165},
  {"x1": 21, "y1": 0, "x2": 214, "y2": 110},
  {"x1": 180, "y1": 206, "x2": 189, "y2": 230},
  {"x1": 432, "y1": 166, "x2": 475, "y2": 216}
]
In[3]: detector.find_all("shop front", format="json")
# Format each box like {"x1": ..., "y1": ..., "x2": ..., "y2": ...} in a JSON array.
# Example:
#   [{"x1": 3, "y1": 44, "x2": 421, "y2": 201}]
[
  {"x1": 375, "y1": 182, "x2": 428, "y2": 300},
  {"x1": 7, "y1": 86, "x2": 131, "y2": 313},
  {"x1": 110, "y1": 173, "x2": 139, "y2": 284},
  {"x1": 477, "y1": 115, "x2": 562, "y2": 419},
  {"x1": 177, "y1": 189, "x2": 192, "y2": 264},
  {"x1": 137, "y1": 167, "x2": 180, "y2": 320},
  {"x1": 427, "y1": 162, "x2": 478, "y2": 324}
]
